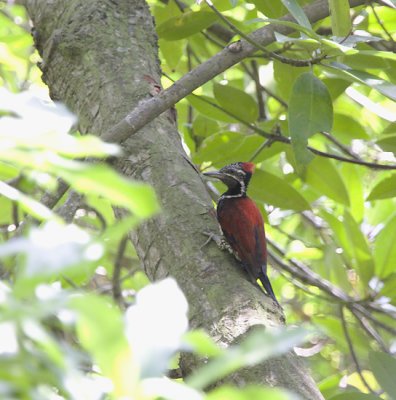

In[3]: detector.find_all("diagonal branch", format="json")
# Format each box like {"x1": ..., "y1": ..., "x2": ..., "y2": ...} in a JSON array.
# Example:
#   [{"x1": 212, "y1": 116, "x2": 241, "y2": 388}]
[{"x1": 101, "y1": 0, "x2": 367, "y2": 144}]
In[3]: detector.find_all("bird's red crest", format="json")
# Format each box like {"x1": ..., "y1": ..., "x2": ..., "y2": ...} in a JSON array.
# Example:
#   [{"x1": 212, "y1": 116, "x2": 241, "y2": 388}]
[{"x1": 241, "y1": 162, "x2": 255, "y2": 174}]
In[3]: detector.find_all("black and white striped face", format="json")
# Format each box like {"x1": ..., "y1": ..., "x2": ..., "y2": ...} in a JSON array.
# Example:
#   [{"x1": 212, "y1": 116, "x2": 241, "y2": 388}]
[{"x1": 204, "y1": 162, "x2": 255, "y2": 198}]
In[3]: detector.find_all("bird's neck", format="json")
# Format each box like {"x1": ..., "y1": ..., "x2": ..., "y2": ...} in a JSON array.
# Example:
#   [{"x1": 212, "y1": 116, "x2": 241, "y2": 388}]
[{"x1": 221, "y1": 180, "x2": 247, "y2": 200}]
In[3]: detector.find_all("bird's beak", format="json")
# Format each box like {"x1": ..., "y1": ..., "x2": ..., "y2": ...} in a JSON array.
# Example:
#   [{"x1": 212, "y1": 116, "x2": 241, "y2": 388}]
[{"x1": 203, "y1": 171, "x2": 225, "y2": 180}]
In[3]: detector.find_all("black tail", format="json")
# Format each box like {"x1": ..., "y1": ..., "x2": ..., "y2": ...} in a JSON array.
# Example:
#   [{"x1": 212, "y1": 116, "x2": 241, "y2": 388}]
[{"x1": 259, "y1": 272, "x2": 279, "y2": 306}]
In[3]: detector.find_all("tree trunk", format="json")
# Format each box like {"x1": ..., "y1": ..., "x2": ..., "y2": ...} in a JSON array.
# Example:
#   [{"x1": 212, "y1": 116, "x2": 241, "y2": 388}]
[{"x1": 23, "y1": 0, "x2": 324, "y2": 398}]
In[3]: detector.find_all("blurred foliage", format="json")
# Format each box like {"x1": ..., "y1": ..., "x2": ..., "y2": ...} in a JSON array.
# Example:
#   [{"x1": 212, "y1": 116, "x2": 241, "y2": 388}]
[{"x1": 0, "y1": 0, "x2": 396, "y2": 399}]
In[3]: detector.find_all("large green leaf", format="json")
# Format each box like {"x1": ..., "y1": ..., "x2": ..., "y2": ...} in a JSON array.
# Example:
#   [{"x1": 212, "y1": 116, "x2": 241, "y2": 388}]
[
  {"x1": 0, "y1": 180, "x2": 55, "y2": 221},
  {"x1": 213, "y1": 83, "x2": 259, "y2": 123},
  {"x1": 341, "y1": 164, "x2": 364, "y2": 222},
  {"x1": 58, "y1": 164, "x2": 159, "y2": 218},
  {"x1": 329, "y1": 0, "x2": 351, "y2": 37},
  {"x1": 1, "y1": 148, "x2": 159, "y2": 218},
  {"x1": 343, "y1": 210, "x2": 374, "y2": 285},
  {"x1": 187, "y1": 95, "x2": 236, "y2": 123},
  {"x1": 305, "y1": 157, "x2": 349, "y2": 206},
  {"x1": 374, "y1": 214, "x2": 396, "y2": 278},
  {"x1": 249, "y1": 0, "x2": 286, "y2": 18},
  {"x1": 273, "y1": 60, "x2": 309, "y2": 101},
  {"x1": 156, "y1": 11, "x2": 217, "y2": 40},
  {"x1": 376, "y1": 133, "x2": 396, "y2": 153},
  {"x1": 289, "y1": 72, "x2": 333, "y2": 167},
  {"x1": 249, "y1": 170, "x2": 311, "y2": 211},
  {"x1": 367, "y1": 174, "x2": 396, "y2": 201},
  {"x1": 332, "y1": 113, "x2": 369, "y2": 144},
  {"x1": 325, "y1": 64, "x2": 396, "y2": 101},
  {"x1": 70, "y1": 294, "x2": 136, "y2": 397},
  {"x1": 281, "y1": 0, "x2": 311, "y2": 29},
  {"x1": 369, "y1": 351, "x2": 396, "y2": 398}
]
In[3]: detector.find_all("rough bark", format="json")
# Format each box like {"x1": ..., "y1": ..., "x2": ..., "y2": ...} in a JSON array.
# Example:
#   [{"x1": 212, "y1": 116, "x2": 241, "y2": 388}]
[{"x1": 23, "y1": 0, "x2": 324, "y2": 398}]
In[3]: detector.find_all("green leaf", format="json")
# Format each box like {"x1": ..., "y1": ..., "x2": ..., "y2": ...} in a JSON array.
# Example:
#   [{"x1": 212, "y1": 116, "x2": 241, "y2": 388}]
[
  {"x1": 305, "y1": 157, "x2": 349, "y2": 206},
  {"x1": 157, "y1": 11, "x2": 217, "y2": 40},
  {"x1": 249, "y1": 0, "x2": 286, "y2": 18},
  {"x1": 376, "y1": 133, "x2": 396, "y2": 153},
  {"x1": 186, "y1": 326, "x2": 308, "y2": 390},
  {"x1": 329, "y1": 0, "x2": 351, "y2": 37},
  {"x1": 58, "y1": 164, "x2": 159, "y2": 218},
  {"x1": 159, "y1": 39, "x2": 185, "y2": 70},
  {"x1": 274, "y1": 60, "x2": 309, "y2": 101},
  {"x1": 369, "y1": 351, "x2": 396, "y2": 398},
  {"x1": 341, "y1": 164, "x2": 364, "y2": 222},
  {"x1": 332, "y1": 113, "x2": 369, "y2": 144},
  {"x1": 329, "y1": 393, "x2": 382, "y2": 400},
  {"x1": 289, "y1": 72, "x2": 333, "y2": 167},
  {"x1": 183, "y1": 330, "x2": 223, "y2": 358},
  {"x1": 70, "y1": 294, "x2": 137, "y2": 396},
  {"x1": 323, "y1": 78, "x2": 351, "y2": 100},
  {"x1": 0, "y1": 180, "x2": 56, "y2": 221},
  {"x1": 213, "y1": 83, "x2": 259, "y2": 123},
  {"x1": 281, "y1": 0, "x2": 311, "y2": 29},
  {"x1": 367, "y1": 174, "x2": 396, "y2": 201},
  {"x1": 343, "y1": 210, "x2": 374, "y2": 285},
  {"x1": 325, "y1": 64, "x2": 396, "y2": 101},
  {"x1": 249, "y1": 170, "x2": 311, "y2": 211},
  {"x1": 187, "y1": 95, "x2": 235, "y2": 122},
  {"x1": 193, "y1": 131, "x2": 285, "y2": 165},
  {"x1": 193, "y1": 115, "x2": 219, "y2": 137},
  {"x1": 374, "y1": 214, "x2": 396, "y2": 278}
]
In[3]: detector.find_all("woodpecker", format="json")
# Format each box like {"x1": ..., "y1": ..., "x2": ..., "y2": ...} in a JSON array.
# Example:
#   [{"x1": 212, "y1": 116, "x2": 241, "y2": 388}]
[{"x1": 204, "y1": 162, "x2": 278, "y2": 305}]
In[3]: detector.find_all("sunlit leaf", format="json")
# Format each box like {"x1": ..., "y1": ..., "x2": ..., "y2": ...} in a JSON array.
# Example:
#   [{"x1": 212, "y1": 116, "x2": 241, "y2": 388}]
[
  {"x1": 0, "y1": 180, "x2": 56, "y2": 221},
  {"x1": 289, "y1": 73, "x2": 333, "y2": 167},
  {"x1": 329, "y1": 0, "x2": 351, "y2": 37},
  {"x1": 250, "y1": 170, "x2": 311, "y2": 211},
  {"x1": 71, "y1": 294, "x2": 138, "y2": 398},
  {"x1": 374, "y1": 214, "x2": 396, "y2": 278},
  {"x1": 187, "y1": 95, "x2": 235, "y2": 122},
  {"x1": 193, "y1": 131, "x2": 285, "y2": 166},
  {"x1": 281, "y1": 0, "x2": 311, "y2": 29},
  {"x1": 369, "y1": 351, "x2": 396, "y2": 397},
  {"x1": 343, "y1": 210, "x2": 374, "y2": 285},
  {"x1": 366, "y1": 174, "x2": 396, "y2": 201},
  {"x1": 213, "y1": 83, "x2": 259, "y2": 123},
  {"x1": 58, "y1": 163, "x2": 159, "y2": 219},
  {"x1": 305, "y1": 157, "x2": 349, "y2": 205},
  {"x1": 376, "y1": 133, "x2": 396, "y2": 153},
  {"x1": 157, "y1": 11, "x2": 217, "y2": 40},
  {"x1": 325, "y1": 63, "x2": 396, "y2": 101},
  {"x1": 183, "y1": 330, "x2": 223, "y2": 358}
]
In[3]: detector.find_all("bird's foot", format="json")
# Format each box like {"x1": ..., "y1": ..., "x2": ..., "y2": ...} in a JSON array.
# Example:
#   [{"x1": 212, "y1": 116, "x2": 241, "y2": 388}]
[{"x1": 201, "y1": 231, "x2": 234, "y2": 255}]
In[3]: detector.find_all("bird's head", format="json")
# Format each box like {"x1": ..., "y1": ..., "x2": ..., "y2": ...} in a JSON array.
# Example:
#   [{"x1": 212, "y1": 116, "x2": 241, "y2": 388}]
[{"x1": 203, "y1": 162, "x2": 255, "y2": 195}]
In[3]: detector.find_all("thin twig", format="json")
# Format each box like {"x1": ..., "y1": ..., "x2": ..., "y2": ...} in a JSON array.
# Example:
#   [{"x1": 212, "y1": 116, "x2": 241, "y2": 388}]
[
  {"x1": 204, "y1": 0, "x2": 327, "y2": 67},
  {"x1": 320, "y1": 131, "x2": 360, "y2": 160},
  {"x1": 348, "y1": 306, "x2": 390, "y2": 353},
  {"x1": 340, "y1": 306, "x2": 376, "y2": 394},
  {"x1": 113, "y1": 235, "x2": 128, "y2": 306},
  {"x1": 250, "y1": 60, "x2": 266, "y2": 120},
  {"x1": 369, "y1": 2, "x2": 395, "y2": 42}
]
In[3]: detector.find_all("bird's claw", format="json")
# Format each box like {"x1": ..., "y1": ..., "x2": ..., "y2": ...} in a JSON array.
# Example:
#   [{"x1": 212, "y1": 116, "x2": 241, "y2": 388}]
[{"x1": 201, "y1": 231, "x2": 234, "y2": 255}]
